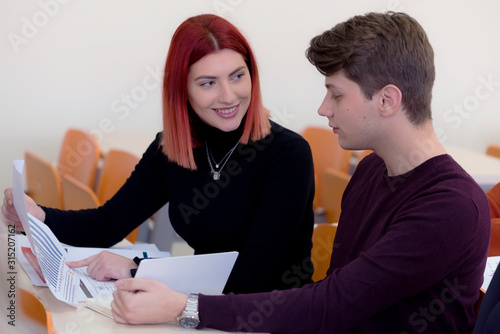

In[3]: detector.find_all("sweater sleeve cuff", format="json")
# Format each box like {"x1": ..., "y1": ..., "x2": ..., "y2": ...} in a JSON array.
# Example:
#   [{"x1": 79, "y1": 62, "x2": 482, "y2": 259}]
[{"x1": 197, "y1": 294, "x2": 233, "y2": 330}]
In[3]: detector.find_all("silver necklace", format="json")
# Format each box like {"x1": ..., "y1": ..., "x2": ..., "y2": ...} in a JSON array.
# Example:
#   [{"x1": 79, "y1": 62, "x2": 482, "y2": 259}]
[{"x1": 205, "y1": 139, "x2": 240, "y2": 180}]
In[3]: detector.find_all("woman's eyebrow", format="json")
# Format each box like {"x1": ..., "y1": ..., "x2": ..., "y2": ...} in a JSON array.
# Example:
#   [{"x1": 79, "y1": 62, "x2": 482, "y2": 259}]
[{"x1": 193, "y1": 66, "x2": 246, "y2": 81}]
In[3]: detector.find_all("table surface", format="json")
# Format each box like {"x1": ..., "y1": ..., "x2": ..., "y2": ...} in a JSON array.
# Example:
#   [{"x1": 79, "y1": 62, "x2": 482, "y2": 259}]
[
  {"x1": 444, "y1": 144, "x2": 500, "y2": 191},
  {"x1": 16, "y1": 240, "x2": 227, "y2": 333}
]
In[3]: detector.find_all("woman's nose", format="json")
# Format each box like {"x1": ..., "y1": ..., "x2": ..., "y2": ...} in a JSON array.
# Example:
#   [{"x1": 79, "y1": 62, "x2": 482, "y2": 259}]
[{"x1": 218, "y1": 82, "x2": 237, "y2": 104}]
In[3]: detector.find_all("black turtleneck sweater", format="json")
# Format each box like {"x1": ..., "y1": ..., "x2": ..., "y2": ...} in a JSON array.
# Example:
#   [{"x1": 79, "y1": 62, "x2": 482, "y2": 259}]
[{"x1": 42, "y1": 120, "x2": 315, "y2": 294}]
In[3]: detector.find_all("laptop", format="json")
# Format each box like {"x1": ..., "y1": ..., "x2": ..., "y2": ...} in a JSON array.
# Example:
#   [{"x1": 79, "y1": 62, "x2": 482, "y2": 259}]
[{"x1": 134, "y1": 251, "x2": 239, "y2": 295}]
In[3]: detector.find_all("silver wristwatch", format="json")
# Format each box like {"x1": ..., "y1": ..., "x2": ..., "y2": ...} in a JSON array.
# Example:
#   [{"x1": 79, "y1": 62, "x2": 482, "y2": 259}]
[{"x1": 178, "y1": 293, "x2": 200, "y2": 329}]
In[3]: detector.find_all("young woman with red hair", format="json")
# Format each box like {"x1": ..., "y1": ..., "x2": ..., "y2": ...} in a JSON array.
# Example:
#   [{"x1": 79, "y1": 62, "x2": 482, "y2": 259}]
[{"x1": 2, "y1": 14, "x2": 315, "y2": 295}]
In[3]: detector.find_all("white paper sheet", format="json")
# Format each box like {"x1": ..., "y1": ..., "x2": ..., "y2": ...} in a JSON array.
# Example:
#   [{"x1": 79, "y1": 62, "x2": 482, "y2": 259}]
[
  {"x1": 482, "y1": 256, "x2": 500, "y2": 291},
  {"x1": 17, "y1": 234, "x2": 171, "y2": 288}
]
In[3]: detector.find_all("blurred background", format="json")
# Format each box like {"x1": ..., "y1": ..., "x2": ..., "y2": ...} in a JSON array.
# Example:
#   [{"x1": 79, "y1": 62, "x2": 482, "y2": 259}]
[{"x1": 1, "y1": 0, "x2": 500, "y2": 191}]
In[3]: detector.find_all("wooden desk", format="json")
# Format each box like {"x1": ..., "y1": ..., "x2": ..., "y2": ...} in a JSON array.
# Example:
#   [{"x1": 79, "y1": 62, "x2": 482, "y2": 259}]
[
  {"x1": 444, "y1": 144, "x2": 500, "y2": 191},
  {"x1": 16, "y1": 242, "x2": 226, "y2": 333}
]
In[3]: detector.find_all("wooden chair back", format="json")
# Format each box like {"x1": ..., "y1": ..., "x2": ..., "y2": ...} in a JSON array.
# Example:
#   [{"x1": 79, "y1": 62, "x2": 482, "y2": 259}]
[
  {"x1": 486, "y1": 144, "x2": 500, "y2": 159},
  {"x1": 19, "y1": 288, "x2": 54, "y2": 334},
  {"x1": 96, "y1": 149, "x2": 140, "y2": 243},
  {"x1": 301, "y1": 126, "x2": 353, "y2": 211},
  {"x1": 322, "y1": 168, "x2": 351, "y2": 224},
  {"x1": 25, "y1": 151, "x2": 63, "y2": 209},
  {"x1": 96, "y1": 149, "x2": 140, "y2": 203},
  {"x1": 487, "y1": 183, "x2": 500, "y2": 256},
  {"x1": 62, "y1": 174, "x2": 100, "y2": 211},
  {"x1": 57, "y1": 128, "x2": 100, "y2": 190},
  {"x1": 311, "y1": 223, "x2": 337, "y2": 282}
]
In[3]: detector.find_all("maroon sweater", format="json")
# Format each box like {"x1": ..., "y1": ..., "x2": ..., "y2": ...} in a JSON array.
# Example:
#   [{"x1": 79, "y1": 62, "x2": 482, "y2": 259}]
[{"x1": 198, "y1": 153, "x2": 491, "y2": 333}]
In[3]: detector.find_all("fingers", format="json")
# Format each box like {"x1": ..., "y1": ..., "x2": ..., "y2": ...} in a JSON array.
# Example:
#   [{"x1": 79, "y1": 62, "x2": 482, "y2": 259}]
[
  {"x1": 115, "y1": 278, "x2": 148, "y2": 292},
  {"x1": 68, "y1": 251, "x2": 135, "y2": 281},
  {"x1": 1, "y1": 189, "x2": 24, "y2": 231},
  {"x1": 111, "y1": 279, "x2": 142, "y2": 324},
  {"x1": 66, "y1": 254, "x2": 97, "y2": 268},
  {"x1": 4, "y1": 188, "x2": 13, "y2": 206},
  {"x1": 111, "y1": 279, "x2": 188, "y2": 325}
]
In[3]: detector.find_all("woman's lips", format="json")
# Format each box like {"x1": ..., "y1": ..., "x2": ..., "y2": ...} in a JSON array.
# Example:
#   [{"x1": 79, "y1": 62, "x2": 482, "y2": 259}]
[{"x1": 213, "y1": 104, "x2": 239, "y2": 118}]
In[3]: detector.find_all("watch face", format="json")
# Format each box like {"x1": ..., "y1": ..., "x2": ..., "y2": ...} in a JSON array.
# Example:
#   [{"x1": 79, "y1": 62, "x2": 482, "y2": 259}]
[{"x1": 179, "y1": 317, "x2": 200, "y2": 329}]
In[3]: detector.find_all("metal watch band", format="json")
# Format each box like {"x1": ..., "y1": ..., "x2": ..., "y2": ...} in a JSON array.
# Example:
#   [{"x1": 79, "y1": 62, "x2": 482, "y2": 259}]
[{"x1": 178, "y1": 293, "x2": 200, "y2": 329}]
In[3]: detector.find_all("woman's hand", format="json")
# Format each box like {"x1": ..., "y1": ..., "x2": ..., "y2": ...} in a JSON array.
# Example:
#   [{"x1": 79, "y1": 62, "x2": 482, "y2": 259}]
[
  {"x1": 111, "y1": 278, "x2": 188, "y2": 325},
  {"x1": 1, "y1": 188, "x2": 46, "y2": 231},
  {"x1": 66, "y1": 250, "x2": 137, "y2": 281}
]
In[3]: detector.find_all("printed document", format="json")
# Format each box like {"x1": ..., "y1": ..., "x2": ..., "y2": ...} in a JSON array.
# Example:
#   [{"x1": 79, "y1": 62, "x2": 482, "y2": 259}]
[{"x1": 12, "y1": 160, "x2": 169, "y2": 306}]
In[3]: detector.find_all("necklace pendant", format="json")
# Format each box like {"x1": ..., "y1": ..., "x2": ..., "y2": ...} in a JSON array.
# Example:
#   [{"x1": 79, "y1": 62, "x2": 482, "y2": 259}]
[{"x1": 212, "y1": 171, "x2": 220, "y2": 180}]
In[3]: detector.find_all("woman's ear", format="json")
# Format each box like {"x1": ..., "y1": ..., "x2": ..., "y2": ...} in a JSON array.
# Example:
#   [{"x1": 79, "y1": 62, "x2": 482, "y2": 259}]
[{"x1": 378, "y1": 84, "x2": 402, "y2": 117}]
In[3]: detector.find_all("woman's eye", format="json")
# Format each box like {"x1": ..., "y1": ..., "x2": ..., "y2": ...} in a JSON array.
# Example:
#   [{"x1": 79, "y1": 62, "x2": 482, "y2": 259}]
[
  {"x1": 232, "y1": 73, "x2": 245, "y2": 81},
  {"x1": 200, "y1": 81, "x2": 215, "y2": 87}
]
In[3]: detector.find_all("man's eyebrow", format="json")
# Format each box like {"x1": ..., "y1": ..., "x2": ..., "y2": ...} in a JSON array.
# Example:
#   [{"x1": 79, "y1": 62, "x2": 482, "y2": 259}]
[{"x1": 193, "y1": 66, "x2": 247, "y2": 81}]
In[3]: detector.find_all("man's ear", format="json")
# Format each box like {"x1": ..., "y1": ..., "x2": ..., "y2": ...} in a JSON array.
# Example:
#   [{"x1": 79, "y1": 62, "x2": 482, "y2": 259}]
[{"x1": 378, "y1": 84, "x2": 402, "y2": 117}]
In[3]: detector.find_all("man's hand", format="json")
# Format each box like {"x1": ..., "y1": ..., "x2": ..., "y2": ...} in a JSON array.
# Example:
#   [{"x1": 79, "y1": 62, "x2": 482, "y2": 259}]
[{"x1": 112, "y1": 278, "x2": 188, "y2": 325}]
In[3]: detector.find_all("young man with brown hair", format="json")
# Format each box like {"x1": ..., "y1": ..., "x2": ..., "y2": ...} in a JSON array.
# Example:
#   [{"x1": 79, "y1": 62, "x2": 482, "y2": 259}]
[{"x1": 109, "y1": 12, "x2": 490, "y2": 333}]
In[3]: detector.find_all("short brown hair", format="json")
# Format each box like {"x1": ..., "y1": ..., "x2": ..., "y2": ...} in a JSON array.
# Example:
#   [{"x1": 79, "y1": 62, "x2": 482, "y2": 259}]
[{"x1": 306, "y1": 12, "x2": 435, "y2": 125}]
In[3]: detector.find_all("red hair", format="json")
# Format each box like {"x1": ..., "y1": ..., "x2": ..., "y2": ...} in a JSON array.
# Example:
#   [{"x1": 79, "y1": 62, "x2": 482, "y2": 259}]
[{"x1": 162, "y1": 14, "x2": 270, "y2": 170}]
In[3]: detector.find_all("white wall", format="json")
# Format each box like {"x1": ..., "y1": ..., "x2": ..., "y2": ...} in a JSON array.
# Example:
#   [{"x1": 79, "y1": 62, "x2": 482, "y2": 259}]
[{"x1": 1, "y1": 0, "x2": 500, "y2": 192}]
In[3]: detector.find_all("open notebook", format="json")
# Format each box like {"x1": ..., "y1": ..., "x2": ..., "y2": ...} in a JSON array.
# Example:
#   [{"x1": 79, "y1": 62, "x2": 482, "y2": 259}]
[{"x1": 85, "y1": 251, "x2": 238, "y2": 318}]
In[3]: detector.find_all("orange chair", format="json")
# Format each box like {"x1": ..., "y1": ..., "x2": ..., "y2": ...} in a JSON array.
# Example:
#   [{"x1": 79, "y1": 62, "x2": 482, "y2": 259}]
[
  {"x1": 19, "y1": 288, "x2": 54, "y2": 334},
  {"x1": 57, "y1": 128, "x2": 100, "y2": 190},
  {"x1": 487, "y1": 182, "x2": 500, "y2": 219},
  {"x1": 62, "y1": 149, "x2": 140, "y2": 243},
  {"x1": 96, "y1": 149, "x2": 139, "y2": 203},
  {"x1": 62, "y1": 174, "x2": 100, "y2": 211},
  {"x1": 487, "y1": 182, "x2": 500, "y2": 256},
  {"x1": 96, "y1": 149, "x2": 140, "y2": 243},
  {"x1": 486, "y1": 144, "x2": 500, "y2": 159},
  {"x1": 301, "y1": 126, "x2": 353, "y2": 211},
  {"x1": 25, "y1": 151, "x2": 63, "y2": 209},
  {"x1": 311, "y1": 223, "x2": 337, "y2": 282},
  {"x1": 322, "y1": 168, "x2": 351, "y2": 224}
]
